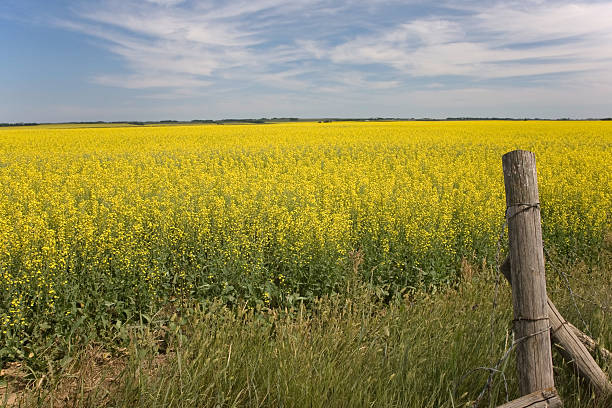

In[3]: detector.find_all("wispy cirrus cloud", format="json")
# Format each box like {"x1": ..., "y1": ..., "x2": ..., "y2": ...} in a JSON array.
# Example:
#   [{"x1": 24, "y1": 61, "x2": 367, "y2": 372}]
[
  {"x1": 13, "y1": 0, "x2": 607, "y2": 119},
  {"x1": 94, "y1": 73, "x2": 212, "y2": 89},
  {"x1": 57, "y1": 0, "x2": 335, "y2": 93},
  {"x1": 312, "y1": 2, "x2": 612, "y2": 82},
  {"x1": 144, "y1": 0, "x2": 187, "y2": 6},
  {"x1": 57, "y1": 1, "x2": 612, "y2": 93}
]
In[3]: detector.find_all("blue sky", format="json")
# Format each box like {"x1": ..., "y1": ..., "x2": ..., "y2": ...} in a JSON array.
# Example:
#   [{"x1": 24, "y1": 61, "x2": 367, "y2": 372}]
[{"x1": 2, "y1": 0, "x2": 612, "y2": 122}]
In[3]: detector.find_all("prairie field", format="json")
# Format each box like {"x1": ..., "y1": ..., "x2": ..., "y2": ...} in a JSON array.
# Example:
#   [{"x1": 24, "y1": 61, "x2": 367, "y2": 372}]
[{"x1": 0, "y1": 121, "x2": 611, "y2": 406}]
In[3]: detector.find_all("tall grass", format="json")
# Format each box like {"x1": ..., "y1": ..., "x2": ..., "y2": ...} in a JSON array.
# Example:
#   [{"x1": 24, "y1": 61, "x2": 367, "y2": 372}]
[{"x1": 11, "y1": 250, "x2": 611, "y2": 408}]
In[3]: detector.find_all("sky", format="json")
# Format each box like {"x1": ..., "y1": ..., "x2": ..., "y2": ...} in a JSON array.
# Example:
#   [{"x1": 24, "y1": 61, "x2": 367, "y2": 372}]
[{"x1": 1, "y1": 0, "x2": 612, "y2": 122}]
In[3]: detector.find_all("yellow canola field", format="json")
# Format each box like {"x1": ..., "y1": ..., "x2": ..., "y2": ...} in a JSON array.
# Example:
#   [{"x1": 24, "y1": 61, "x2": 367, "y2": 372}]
[{"x1": 0, "y1": 121, "x2": 610, "y2": 341}]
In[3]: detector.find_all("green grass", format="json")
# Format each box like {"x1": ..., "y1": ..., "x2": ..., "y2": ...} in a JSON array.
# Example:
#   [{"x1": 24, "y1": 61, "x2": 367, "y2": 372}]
[{"x1": 5, "y1": 249, "x2": 610, "y2": 408}]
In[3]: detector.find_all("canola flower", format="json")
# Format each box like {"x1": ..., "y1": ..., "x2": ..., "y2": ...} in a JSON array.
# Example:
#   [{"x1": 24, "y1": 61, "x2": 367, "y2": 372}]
[{"x1": 0, "y1": 121, "x2": 610, "y2": 349}]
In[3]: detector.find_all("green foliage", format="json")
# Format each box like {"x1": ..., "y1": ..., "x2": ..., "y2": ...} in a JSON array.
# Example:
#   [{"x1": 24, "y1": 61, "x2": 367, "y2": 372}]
[{"x1": 5, "y1": 253, "x2": 611, "y2": 407}]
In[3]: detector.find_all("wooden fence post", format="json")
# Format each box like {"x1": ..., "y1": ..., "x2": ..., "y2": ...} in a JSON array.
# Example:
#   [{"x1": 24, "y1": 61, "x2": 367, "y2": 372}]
[{"x1": 502, "y1": 150, "x2": 555, "y2": 395}]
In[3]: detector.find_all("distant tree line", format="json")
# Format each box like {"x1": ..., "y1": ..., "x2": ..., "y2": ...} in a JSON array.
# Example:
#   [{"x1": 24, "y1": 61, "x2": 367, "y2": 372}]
[
  {"x1": 2, "y1": 117, "x2": 611, "y2": 127},
  {"x1": 0, "y1": 122, "x2": 39, "y2": 127}
]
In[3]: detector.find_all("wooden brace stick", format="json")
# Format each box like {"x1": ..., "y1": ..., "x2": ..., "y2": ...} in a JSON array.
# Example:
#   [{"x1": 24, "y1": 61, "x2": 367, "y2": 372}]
[
  {"x1": 496, "y1": 388, "x2": 562, "y2": 408},
  {"x1": 501, "y1": 257, "x2": 612, "y2": 396}
]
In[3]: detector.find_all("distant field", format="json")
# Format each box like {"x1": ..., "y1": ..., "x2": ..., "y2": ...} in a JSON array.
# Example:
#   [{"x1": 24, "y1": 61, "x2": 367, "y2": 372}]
[
  {"x1": 0, "y1": 120, "x2": 291, "y2": 130},
  {"x1": 0, "y1": 122, "x2": 228, "y2": 130},
  {"x1": 0, "y1": 121, "x2": 610, "y2": 361},
  {"x1": 0, "y1": 123, "x2": 146, "y2": 130}
]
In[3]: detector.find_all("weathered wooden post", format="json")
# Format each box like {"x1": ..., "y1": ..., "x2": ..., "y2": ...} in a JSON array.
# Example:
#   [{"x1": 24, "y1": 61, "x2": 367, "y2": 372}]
[{"x1": 502, "y1": 150, "x2": 555, "y2": 396}]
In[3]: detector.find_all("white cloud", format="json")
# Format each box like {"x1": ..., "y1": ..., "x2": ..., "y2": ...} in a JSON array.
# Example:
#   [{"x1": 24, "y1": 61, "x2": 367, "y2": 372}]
[
  {"x1": 94, "y1": 74, "x2": 211, "y2": 89},
  {"x1": 47, "y1": 0, "x2": 612, "y2": 118},
  {"x1": 316, "y1": 2, "x2": 612, "y2": 81},
  {"x1": 59, "y1": 0, "x2": 333, "y2": 92},
  {"x1": 144, "y1": 0, "x2": 186, "y2": 6}
]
